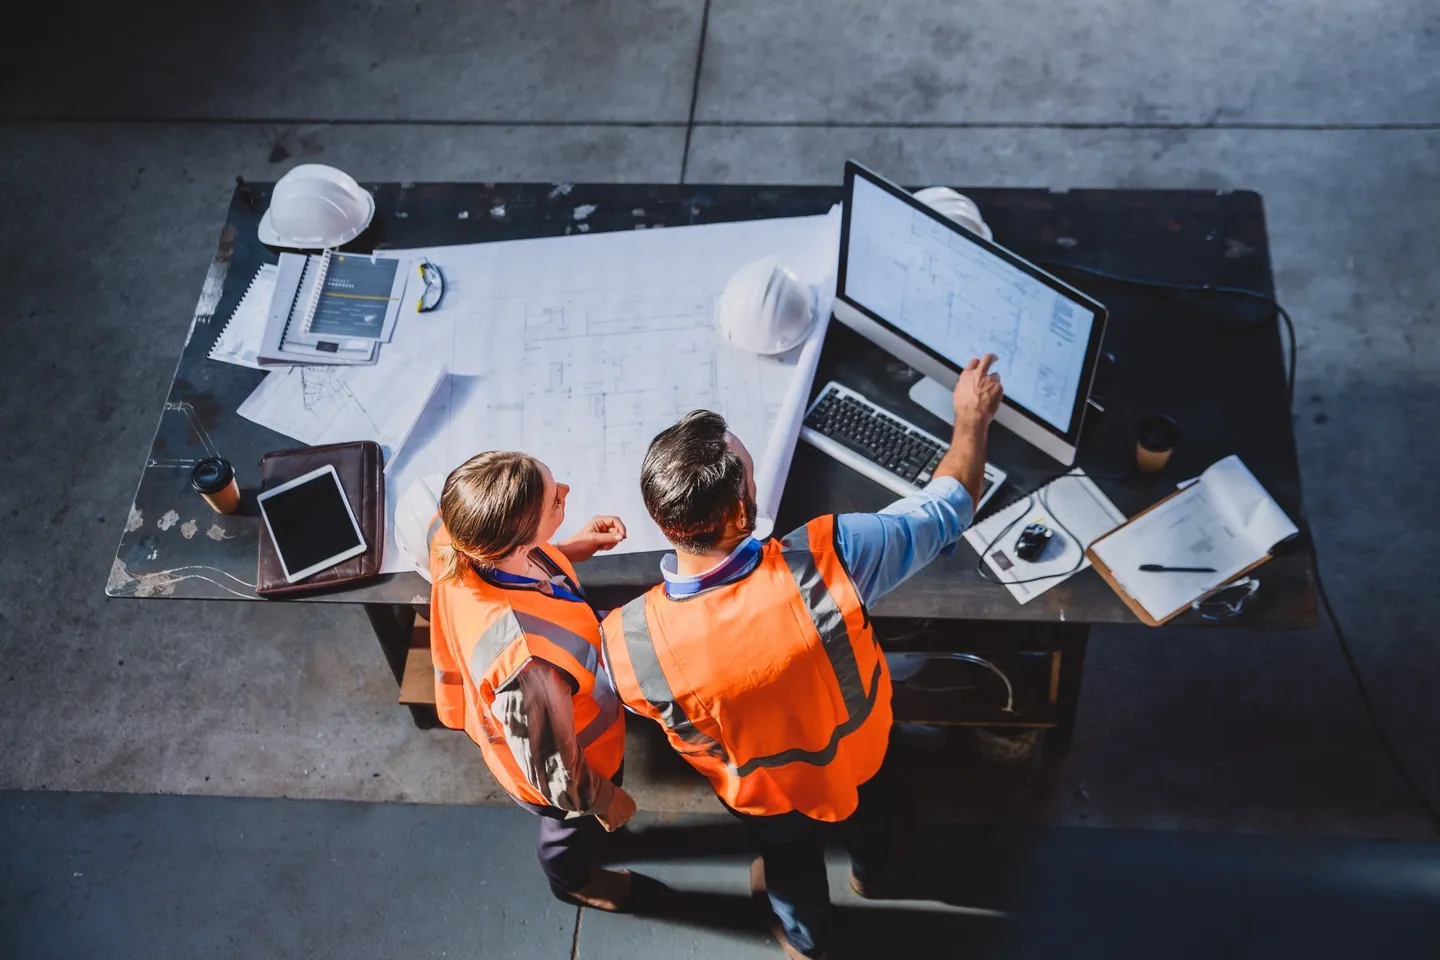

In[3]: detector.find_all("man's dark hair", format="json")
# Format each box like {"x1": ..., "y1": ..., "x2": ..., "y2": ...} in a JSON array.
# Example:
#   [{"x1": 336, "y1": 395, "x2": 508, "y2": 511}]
[{"x1": 640, "y1": 410, "x2": 748, "y2": 553}]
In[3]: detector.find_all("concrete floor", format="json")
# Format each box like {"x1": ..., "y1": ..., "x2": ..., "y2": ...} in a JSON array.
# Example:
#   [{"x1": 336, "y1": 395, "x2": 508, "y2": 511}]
[
  {"x1": 1, "y1": 0, "x2": 1438, "y2": 842},
  {"x1": 6, "y1": 791, "x2": 1439, "y2": 960}
]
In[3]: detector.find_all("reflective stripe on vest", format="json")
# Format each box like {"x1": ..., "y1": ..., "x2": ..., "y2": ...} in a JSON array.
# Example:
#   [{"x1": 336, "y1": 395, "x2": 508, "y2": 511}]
[
  {"x1": 715, "y1": 526, "x2": 884, "y2": 777},
  {"x1": 615, "y1": 528, "x2": 881, "y2": 776},
  {"x1": 471, "y1": 608, "x2": 620, "y2": 743},
  {"x1": 618, "y1": 601, "x2": 729, "y2": 761},
  {"x1": 578, "y1": 670, "x2": 621, "y2": 748}
]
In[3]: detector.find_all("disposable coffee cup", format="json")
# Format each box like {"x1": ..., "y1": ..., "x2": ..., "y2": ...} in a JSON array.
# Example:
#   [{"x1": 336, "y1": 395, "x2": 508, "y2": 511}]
[
  {"x1": 1135, "y1": 416, "x2": 1180, "y2": 474},
  {"x1": 191, "y1": 458, "x2": 241, "y2": 514}
]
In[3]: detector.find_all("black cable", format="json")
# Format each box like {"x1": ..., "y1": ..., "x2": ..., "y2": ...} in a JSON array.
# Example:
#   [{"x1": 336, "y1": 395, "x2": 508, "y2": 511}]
[
  {"x1": 974, "y1": 470, "x2": 1093, "y2": 586},
  {"x1": 1315, "y1": 559, "x2": 1440, "y2": 836},
  {"x1": 1033, "y1": 259, "x2": 1297, "y2": 406},
  {"x1": 1035, "y1": 256, "x2": 1438, "y2": 835}
]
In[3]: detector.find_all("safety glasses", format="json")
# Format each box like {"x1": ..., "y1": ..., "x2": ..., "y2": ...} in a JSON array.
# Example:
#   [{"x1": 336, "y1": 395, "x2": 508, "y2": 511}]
[
  {"x1": 1192, "y1": 577, "x2": 1260, "y2": 620},
  {"x1": 416, "y1": 259, "x2": 444, "y2": 312}
]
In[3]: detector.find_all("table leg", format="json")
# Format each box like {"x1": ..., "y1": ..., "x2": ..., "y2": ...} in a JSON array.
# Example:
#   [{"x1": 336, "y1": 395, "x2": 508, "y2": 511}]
[
  {"x1": 364, "y1": 603, "x2": 438, "y2": 729},
  {"x1": 1046, "y1": 624, "x2": 1090, "y2": 760}
]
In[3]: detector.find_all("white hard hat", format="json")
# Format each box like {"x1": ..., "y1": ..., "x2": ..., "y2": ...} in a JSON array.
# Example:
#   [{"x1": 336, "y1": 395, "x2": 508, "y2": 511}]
[
  {"x1": 913, "y1": 186, "x2": 993, "y2": 241},
  {"x1": 715, "y1": 256, "x2": 817, "y2": 356},
  {"x1": 258, "y1": 164, "x2": 376, "y2": 249}
]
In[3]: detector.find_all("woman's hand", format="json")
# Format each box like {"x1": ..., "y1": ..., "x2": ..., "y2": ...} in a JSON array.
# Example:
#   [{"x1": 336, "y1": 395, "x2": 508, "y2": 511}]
[
  {"x1": 557, "y1": 515, "x2": 627, "y2": 563},
  {"x1": 596, "y1": 786, "x2": 637, "y2": 832}
]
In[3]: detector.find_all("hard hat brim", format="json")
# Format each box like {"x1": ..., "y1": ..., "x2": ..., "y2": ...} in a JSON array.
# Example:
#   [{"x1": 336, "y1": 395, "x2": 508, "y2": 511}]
[{"x1": 257, "y1": 190, "x2": 376, "y2": 249}]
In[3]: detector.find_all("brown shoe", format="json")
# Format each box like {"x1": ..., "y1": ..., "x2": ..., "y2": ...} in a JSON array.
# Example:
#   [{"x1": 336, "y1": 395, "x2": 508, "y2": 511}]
[
  {"x1": 559, "y1": 867, "x2": 633, "y2": 912},
  {"x1": 749, "y1": 858, "x2": 828, "y2": 960}
]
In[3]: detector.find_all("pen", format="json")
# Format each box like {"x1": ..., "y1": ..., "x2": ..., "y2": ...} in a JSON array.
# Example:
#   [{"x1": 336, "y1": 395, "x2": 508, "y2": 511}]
[{"x1": 1139, "y1": 564, "x2": 1217, "y2": 573}]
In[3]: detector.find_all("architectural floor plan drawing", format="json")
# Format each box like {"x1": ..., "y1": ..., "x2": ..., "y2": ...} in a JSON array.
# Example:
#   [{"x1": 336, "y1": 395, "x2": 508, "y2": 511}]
[
  {"x1": 844, "y1": 176, "x2": 1097, "y2": 433},
  {"x1": 364, "y1": 209, "x2": 840, "y2": 568},
  {"x1": 238, "y1": 358, "x2": 445, "y2": 467}
]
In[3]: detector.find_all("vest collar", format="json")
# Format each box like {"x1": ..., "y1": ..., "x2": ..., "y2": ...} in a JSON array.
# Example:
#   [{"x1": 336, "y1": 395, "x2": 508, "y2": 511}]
[
  {"x1": 480, "y1": 546, "x2": 586, "y2": 603},
  {"x1": 661, "y1": 536, "x2": 764, "y2": 598}
]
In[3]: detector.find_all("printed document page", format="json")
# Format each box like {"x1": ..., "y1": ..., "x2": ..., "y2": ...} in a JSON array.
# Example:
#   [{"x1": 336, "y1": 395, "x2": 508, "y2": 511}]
[{"x1": 1201, "y1": 455, "x2": 1299, "y2": 555}]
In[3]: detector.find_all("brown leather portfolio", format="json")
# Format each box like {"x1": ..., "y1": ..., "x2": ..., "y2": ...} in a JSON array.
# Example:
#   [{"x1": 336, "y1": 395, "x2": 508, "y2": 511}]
[{"x1": 256, "y1": 440, "x2": 384, "y2": 597}]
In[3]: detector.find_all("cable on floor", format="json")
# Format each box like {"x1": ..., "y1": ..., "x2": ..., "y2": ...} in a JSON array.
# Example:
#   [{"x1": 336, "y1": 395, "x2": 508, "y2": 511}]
[{"x1": 1038, "y1": 256, "x2": 1440, "y2": 835}]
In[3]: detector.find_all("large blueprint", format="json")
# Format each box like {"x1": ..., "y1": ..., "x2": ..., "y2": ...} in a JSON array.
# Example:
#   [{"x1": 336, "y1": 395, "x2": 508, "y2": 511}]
[{"x1": 361, "y1": 211, "x2": 839, "y2": 570}]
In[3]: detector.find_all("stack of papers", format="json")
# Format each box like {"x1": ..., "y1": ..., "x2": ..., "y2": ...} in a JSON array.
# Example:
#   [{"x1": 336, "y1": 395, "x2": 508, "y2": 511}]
[
  {"x1": 209, "y1": 254, "x2": 416, "y2": 371},
  {"x1": 257, "y1": 252, "x2": 410, "y2": 366}
]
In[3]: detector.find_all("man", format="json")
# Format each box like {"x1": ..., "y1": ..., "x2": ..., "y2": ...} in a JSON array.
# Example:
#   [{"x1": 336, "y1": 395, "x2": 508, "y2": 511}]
[{"x1": 603, "y1": 355, "x2": 1004, "y2": 958}]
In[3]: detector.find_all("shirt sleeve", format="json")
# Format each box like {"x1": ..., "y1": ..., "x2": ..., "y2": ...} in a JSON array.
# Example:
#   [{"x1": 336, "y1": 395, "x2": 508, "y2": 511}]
[
  {"x1": 489, "y1": 660, "x2": 616, "y2": 816},
  {"x1": 833, "y1": 476, "x2": 975, "y2": 606}
]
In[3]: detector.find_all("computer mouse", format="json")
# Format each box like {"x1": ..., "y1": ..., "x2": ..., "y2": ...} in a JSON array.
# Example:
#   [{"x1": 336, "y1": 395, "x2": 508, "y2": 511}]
[{"x1": 1014, "y1": 523, "x2": 1054, "y2": 563}]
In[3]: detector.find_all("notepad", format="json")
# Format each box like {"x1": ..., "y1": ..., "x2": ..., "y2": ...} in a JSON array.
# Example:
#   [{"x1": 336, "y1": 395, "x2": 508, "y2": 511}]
[{"x1": 1087, "y1": 455, "x2": 1298, "y2": 624}]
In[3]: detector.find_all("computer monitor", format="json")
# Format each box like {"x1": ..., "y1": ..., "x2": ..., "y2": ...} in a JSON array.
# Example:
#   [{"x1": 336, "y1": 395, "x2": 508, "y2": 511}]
[{"x1": 834, "y1": 161, "x2": 1108, "y2": 465}]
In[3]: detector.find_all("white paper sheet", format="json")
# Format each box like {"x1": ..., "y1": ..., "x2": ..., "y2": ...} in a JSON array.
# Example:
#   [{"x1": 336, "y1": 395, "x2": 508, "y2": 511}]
[
  {"x1": 963, "y1": 471, "x2": 1126, "y2": 604},
  {"x1": 1089, "y1": 455, "x2": 1297, "y2": 621},
  {"x1": 1200, "y1": 455, "x2": 1299, "y2": 555},
  {"x1": 375, "y1": 209, "x2": 842, "y2": 571},
  {"x1": 237, "y1": 359, "x2": 445, "y2": 468}
]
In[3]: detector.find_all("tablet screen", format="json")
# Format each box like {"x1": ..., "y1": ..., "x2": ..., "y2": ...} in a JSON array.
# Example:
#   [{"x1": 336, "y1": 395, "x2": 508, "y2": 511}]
[{"x1": 260, "y1": 471, "x2": 364, "y2": 575}]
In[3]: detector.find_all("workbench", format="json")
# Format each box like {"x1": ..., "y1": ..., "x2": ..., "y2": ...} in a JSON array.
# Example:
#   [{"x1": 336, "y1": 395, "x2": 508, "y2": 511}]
[{"x1": 109, "y1": 181, "x2": 1317, "y2": 757}]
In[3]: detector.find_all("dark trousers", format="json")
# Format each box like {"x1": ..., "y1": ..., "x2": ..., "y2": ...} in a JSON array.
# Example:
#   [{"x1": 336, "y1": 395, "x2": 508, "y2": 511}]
[
  {"x1": 535, "y1": 808, "x2": 610, "y2": 896},
  {"x1": 727, "y1": 768, "x2": 895, "y2": 958},
  {"x1": 524, "y1": 767, "x2": 623, "y2": 898}
]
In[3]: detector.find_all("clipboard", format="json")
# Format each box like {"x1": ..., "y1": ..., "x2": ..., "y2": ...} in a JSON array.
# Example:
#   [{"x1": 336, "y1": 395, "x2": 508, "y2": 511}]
[{"x1": 1084, "y1": 484, "x2": 1273, "y2": 626}]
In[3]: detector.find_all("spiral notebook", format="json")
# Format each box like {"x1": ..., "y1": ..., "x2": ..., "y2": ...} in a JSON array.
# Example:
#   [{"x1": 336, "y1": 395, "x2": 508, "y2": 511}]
[
  {"x1": 256, "y1": 252, "x2": 408, "y2": 366},
  {"x1": 208, "y1": 264, "x2": 277, "y2": 369},
  {"x1": 962, "y1": 470, "x2": 1126, "y2": 605}
]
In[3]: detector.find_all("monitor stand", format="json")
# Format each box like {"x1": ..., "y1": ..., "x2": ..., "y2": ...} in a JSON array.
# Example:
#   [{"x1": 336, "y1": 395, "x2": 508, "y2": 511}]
[{"x1": 907, "y1": 376, "x2": 956, "y2": 427}]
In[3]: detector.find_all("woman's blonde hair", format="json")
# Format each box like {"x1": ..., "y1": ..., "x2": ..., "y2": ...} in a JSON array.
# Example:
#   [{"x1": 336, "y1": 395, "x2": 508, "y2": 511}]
[{"x1": 436, "y1": 451, "x2": 547, "y2": 583}]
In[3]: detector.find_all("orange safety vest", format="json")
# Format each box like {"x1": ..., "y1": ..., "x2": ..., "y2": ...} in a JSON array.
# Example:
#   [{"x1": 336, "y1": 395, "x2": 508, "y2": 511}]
[
  {"x1": 428, "y1": 517, "x2": 624, "y2": 808},
  {"x1": 603, "y1": 515, "x2": 891, "y2": 822}
]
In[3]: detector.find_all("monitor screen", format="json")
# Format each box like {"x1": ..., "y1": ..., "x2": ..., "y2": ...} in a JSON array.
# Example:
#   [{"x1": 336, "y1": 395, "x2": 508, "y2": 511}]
[
  {"x1": 841, "y1": 173, "x2": 1099, "y2": 435},
  {"x1": 260, "y1": 471, "x2": 364, "y2": 574}
]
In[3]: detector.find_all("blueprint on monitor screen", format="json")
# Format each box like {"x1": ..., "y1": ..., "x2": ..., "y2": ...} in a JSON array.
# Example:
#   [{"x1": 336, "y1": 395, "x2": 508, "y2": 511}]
[
  {"x1": 362, "y1": 209, "x2": 841, "y2": 572},
  {"x1": 844, "y1": 176, "x2": 1095, "y2": 432}
]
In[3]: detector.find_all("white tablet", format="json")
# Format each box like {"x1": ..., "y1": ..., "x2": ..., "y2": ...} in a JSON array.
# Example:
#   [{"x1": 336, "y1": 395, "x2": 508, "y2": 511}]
[{"x1": 257, "y1": 464, "x2": 368, "y2": 582}]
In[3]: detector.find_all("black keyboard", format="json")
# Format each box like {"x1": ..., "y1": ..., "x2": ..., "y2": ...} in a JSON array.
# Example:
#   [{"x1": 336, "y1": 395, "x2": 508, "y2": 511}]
[
  {"x1": 804, "y1": 388, "x2": 946, "y2": 484},
  {"x1": 799, "y1": 382, "x2": 1004, "y2": 504}
]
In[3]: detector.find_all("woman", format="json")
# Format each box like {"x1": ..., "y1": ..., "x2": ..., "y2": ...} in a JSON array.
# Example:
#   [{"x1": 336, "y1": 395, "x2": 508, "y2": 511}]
[{"x1": 427, "y1": 450, "x2": 649, "y2": 910}]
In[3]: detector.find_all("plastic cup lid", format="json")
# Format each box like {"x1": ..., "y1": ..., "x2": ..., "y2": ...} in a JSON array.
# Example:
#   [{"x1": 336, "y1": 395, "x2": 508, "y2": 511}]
[{"x1": 191, "y1": 458, "x2": 234, "y2": 494}]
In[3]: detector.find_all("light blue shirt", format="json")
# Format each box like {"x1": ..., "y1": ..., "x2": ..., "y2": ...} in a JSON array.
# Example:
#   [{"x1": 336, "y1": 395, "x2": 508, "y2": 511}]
[{"x1": 659, "y1": 476, "x2": 974, "y2": 605}]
